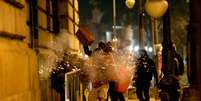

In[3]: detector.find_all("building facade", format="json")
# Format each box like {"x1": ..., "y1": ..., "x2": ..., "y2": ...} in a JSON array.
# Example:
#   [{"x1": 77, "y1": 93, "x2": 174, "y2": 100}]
[{"x1": 0, "y1": 0, "x2": 80, "y2": 101}]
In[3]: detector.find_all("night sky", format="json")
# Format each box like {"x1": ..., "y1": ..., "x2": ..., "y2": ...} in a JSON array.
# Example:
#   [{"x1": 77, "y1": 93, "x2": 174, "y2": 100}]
[
  {"x1": 78, "y1": 0, "x2": 189, "y2": 53},
  {"x1": 78, "y1": 0, "x2": 140, "y2": 26}
]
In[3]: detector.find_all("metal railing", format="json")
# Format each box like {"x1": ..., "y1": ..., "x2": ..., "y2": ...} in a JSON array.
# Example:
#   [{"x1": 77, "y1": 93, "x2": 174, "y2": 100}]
[{"x1": 65, "y1": 69, "x2": 82, "y2": 101}]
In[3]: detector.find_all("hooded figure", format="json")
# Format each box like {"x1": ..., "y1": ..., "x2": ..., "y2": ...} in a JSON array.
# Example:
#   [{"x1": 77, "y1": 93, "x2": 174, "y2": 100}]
[{"x1": 135, "y1": 49, "x2": 158, "y2": 101}]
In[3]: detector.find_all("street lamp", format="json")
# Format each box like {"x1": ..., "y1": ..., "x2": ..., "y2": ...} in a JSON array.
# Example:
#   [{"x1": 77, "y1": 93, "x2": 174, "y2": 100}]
[
  {"x1": 144, "y1": 0, "x2": 168, "y2": 87},
  {"x1": 125, "y1": 0, "x2": 168, "y2": 49},
  {"x1": 144, "y1": 0, "x2": 168, "y2": 55},
  {"x1": 114, "y1": 0, "x2": 168, "y2": 51},
  {"x1": 125, "y1": 0, "x2": 135, "y2": 9},
  {"x1": 145, "y1": 0, "x2": 168, "y2": 18}
]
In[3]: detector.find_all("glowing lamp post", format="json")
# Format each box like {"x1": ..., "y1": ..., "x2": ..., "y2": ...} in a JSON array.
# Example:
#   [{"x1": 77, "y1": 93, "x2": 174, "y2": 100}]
[
  {"x1": 125, "y1": 0, "x2": 135, "y2": 9},
  {"x1": 145, "y1": 0, "x2": 168, "y2": 18},
  {"x1": 145, "y1": 0, "x2": 168, "y2": 81}
]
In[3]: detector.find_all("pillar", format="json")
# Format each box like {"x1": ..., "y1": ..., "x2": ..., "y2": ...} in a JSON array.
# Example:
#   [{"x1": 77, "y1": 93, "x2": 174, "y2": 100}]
[{"x1": 182, "y1": 0, "x2": 201, "y2": 100}]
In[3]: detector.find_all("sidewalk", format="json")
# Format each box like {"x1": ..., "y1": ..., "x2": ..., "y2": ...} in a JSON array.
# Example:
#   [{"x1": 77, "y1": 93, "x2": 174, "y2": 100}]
[
  {"x1": 126, "y1": 87, "x2": 160, "y2": 101},
  {"x1": 84, "y1": 86, "x2": 160, "y2": 101},
  {"x1": 128, "y1": 98, "x2": 159, "y2": 101}
]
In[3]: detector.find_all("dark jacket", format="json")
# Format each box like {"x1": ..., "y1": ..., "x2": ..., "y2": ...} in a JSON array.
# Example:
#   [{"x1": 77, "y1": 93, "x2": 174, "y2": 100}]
[{"x1": 136, "y1": 57, "x2": 158, "y2": 82}]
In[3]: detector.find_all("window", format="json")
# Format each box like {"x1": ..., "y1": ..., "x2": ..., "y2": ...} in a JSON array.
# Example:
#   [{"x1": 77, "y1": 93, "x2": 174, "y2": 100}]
[
  {"x1": 58, "y1": 0, "x2": 79, "y2": 34},
  {"x1": 4, "y1": 0, "x2": 24, "y2": 9},
  {"x1": 37, "y1": 0, "x2": 54, "y2": 32}
]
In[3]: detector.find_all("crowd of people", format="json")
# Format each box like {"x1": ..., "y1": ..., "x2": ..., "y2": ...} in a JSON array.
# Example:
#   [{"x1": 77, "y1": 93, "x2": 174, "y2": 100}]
[
  {"x1": 78, "y1": 25, "x2": 185, "y2": 101},
  {"x1": 83, "y1": 42, "x2": 184, "y2": 101}
]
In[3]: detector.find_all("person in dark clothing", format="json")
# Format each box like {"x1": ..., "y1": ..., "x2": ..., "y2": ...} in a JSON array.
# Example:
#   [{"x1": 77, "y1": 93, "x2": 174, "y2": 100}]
[
  {"x1": 158, "y1": 44, "x2": 184, "y2": 101},
  {"x1": 106, "y1": 41, "x2": 127, "y2": 101},
  {"x1": 135, "y1": 49, "x2": 158, "y2": 101},
  {"x1": 172, "y1": 44, "x2": 184, "y2": 77},
  {"x1": 108, "y1": 80, "x2": 126, "y2": 101}
]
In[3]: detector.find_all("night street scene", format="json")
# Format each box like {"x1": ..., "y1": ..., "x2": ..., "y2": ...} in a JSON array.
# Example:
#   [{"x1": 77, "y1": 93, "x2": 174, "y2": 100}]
[{"x1": 0, "y1": 0, "x2": 201, "y2": 101}]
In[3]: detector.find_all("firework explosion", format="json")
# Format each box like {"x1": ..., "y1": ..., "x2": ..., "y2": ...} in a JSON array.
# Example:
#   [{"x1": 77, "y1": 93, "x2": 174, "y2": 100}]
[
  {"x1": 82, "y1": 42, "x2": 136, "y2": 90},
  {"x1": 38, "y1": 30, "x2": 136, "y2": 90}
]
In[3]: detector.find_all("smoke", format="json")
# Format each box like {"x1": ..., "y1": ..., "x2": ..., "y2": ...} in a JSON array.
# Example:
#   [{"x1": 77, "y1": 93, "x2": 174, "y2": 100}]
[
  {"x1": 82, "y1": 46, "x2": 136, "y2": 87},
  {"x1": 38, "y1": 28, "x2": 137, "y2": 88},
  {"x1": 39, "y1": 29, "x2": 72, "y2": 79}
]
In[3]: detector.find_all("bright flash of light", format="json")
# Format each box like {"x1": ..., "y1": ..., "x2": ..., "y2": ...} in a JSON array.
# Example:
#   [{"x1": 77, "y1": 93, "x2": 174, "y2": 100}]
[
  {"x1": 148, "y1": 47, "x2": 153, "y2": 52},
  {"x1": 134, "y1": 46, "x2": 139, "y2": 52},
  {"x1": 145, "y1": 46, "x2": 148, "y2": 51},
  {"x1": 129, "y1": 46, "x2": 133, "y2": 52}
]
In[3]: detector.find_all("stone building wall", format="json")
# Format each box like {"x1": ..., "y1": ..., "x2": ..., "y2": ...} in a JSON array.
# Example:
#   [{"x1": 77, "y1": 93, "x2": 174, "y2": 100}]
[
  {"x1": 0, "y1": 0, "x2": 40, "y2": 101},
  {"x1": 0, "y1": 0, "x2": 81, "y2": 100}
]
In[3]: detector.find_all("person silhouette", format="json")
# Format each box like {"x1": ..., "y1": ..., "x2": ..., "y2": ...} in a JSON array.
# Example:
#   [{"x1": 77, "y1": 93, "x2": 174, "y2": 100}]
[{"x1": 135, "y1": 49, "x2": 158, "y2": 101}]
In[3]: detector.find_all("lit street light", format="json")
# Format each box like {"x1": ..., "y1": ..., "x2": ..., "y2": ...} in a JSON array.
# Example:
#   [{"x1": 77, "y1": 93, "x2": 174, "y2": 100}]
[
  {"x1": 125, "y1": 0, "x2": 135, "y2": 9},
  {"x1": 145, "y1": 0, "x2": 168, "y2": 18},
  {"x1": 125, "y1": 0, "x2": 168, "y2": 49}
]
